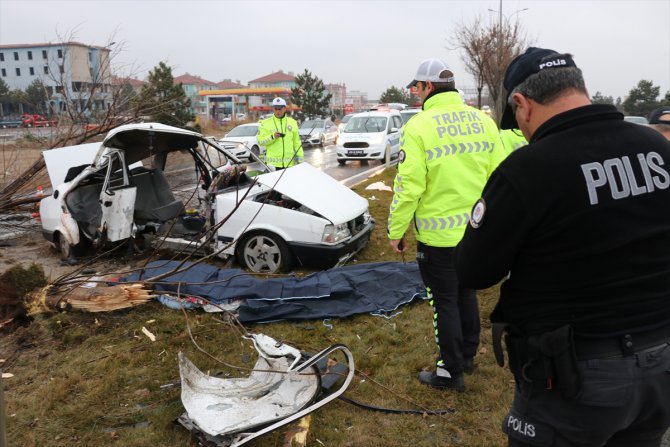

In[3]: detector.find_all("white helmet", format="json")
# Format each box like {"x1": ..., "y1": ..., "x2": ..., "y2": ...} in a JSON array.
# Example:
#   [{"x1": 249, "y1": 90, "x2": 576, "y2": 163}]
[{"x1": 272, "y1": 97, "x2": 287, "y2": 107}]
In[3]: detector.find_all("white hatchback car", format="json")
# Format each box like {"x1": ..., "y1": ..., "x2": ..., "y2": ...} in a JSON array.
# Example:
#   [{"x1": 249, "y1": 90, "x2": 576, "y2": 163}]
[
  {"x1": 219, "y1": 123, "x2": 265, "y2": 159},
  {"x1": 335, "y1": 110, "x2": 403, "y2": 165},
  {"x1": 39, "y1": 123, "x2": 374, "y2": 273}
]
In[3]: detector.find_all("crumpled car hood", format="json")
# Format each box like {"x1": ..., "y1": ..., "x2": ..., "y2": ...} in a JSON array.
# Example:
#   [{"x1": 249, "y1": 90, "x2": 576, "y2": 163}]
[{"x1": 254, "y1": 163, "x2": 368, "y2": 224}]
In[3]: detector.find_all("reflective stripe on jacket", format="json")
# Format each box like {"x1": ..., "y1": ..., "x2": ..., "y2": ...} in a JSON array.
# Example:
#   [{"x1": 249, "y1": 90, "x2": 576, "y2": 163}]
[
  {"x1": 388, "y1": 92, "x2": 506, "y2": 247},
  {"x1": 257, "y1": 115, "x2": 304, "y2": 168}
]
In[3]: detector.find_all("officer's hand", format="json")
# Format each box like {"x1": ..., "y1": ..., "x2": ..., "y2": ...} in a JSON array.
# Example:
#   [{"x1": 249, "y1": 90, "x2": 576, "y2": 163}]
[
  {"x1": 390, "y1": 239, "x2": 405, "y2": 253},
  {"x1": 274, "y1": 131, "x2": 284, "y2": 139}
]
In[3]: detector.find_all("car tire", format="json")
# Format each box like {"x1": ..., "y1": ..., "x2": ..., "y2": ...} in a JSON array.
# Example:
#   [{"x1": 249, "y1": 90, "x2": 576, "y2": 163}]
[
  {"x1": 320, "y1": 135, "x2": 326, "y2": 147},
  {"x1": 251, "y1": 145, "x2": 260, "y2": 157},
  {"x1": 383, "y1": 145, "x2": 391, "y2": 163},
  {"x1": 237, "y1": 231, "x2": 293, "y2": 274},
  {"x1": 56, "y1": 231, "x2": 88, "y2": 261},
  {"x1": 338, "y1": 159, "x2": 346, "y2": 166}
]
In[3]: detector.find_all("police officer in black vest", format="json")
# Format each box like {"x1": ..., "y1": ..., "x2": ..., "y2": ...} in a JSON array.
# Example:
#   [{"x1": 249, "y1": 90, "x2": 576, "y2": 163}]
[{"x1": 455, "y1": 47, "x2": 670, "y2": 446}]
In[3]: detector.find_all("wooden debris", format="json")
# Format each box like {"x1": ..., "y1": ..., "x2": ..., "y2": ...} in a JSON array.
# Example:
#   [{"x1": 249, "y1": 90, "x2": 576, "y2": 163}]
[
  {"x1": 282, "y1": 415, "x2": 311, "y2": 447},
  {"x1": 40, "y1": 283, "x2": 155, "y2": 313},
  {"x1": 141, "y1": 326, "x2": 156, "y2": 342}
]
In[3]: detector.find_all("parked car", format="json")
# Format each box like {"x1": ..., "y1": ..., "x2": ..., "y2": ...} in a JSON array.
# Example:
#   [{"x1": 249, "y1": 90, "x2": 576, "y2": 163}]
[
  {"x1": 335, "y1": 110, "x2": 403, "y2": 165},
  {"x1": 218, "y1": 123, "x2": 264, "y2": 159},
  {"x1": 39, "y1": 123, "x2": 374, "y2": 274},
  {"x1": 623, "y1": 116, "x2": 649, "y2": 125},
  {"x1": 399, "y1": 107, "x2": 421, "y2": 125},
  {"x1": 298, "y1": 119, "x2": 338, "y2": 147},
  {"x1": 0, "y1": 118, "x2": 23, "y2": 128},
  {"x1": 21, "y1": 114, "x2": 57, "y2": 127},
  {"x1": 337, "y1": 114, "x2": 355, "y2": 133}
]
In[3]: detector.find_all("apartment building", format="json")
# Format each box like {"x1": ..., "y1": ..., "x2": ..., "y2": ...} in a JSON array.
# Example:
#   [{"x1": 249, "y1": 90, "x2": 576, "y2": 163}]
[
  {"x1": 0, "y1": 41, "x2": 113, "y2": 114},
  {"x1": 173, "y1": 73, "x2": 218, "y2": 116}
]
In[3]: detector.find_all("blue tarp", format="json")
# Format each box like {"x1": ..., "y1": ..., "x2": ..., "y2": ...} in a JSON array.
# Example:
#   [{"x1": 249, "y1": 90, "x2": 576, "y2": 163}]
[{"x1": 122, "y1": 261, "x2": 425, "y2": 323}]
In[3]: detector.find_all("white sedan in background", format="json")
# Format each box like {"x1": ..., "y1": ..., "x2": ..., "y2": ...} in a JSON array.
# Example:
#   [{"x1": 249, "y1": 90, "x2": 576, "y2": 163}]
[{"x1": 218, "y1": 123, "x2": 265, "y2": 159}]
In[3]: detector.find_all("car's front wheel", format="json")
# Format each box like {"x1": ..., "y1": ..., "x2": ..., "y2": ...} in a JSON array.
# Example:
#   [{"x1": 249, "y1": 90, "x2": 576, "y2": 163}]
[
  {"x1": 237, "y1": 231, "x2": 293, "y2": 274},
  {"x1": 251, "y1": 145, "x2": 260, "y2": 157}
]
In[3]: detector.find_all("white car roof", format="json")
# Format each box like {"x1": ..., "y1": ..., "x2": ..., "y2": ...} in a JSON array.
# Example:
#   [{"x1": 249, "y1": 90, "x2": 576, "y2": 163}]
[{"x1": 350, "y1": 110, "x2": 400, "y2": 118}]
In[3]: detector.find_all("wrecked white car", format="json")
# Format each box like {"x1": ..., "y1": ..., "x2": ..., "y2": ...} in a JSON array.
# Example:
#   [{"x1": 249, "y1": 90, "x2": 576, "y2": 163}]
[{"x1": 39, "y1": 123, "x2": 374, "y2": 273}]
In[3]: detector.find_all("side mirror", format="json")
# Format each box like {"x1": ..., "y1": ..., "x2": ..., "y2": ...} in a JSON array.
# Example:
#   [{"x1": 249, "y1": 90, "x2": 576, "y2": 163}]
[{"x1": 389, "y1": 127, "x2": 399, "y2": 134}]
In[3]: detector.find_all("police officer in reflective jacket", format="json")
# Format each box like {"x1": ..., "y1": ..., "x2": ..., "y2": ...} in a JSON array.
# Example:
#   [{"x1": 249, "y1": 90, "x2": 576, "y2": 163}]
[
  {"x1": 455, "y1": 47, "x2": 670, "y2": 446},
  {"x1": 388, "y1": 58, "x2": 505, "y2": 391},
  {"x1": 257, "y1": 97, "x2": 303, "y2": 169}
]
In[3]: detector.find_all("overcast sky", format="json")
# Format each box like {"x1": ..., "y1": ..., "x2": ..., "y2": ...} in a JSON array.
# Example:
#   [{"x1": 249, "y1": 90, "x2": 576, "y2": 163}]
[{"x1": 1, "y1": 0, "x2": 668, "y2": 101}]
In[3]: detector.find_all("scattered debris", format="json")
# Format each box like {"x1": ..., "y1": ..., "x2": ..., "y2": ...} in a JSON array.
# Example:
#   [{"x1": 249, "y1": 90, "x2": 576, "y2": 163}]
[
  {"x1": 365, "y1": 181, "x2": 392, "y2": 192},
  {"x1": 141, "y1": 326, "x2": 156, "y2": 342},
  {"x1": 177, "y1": 333, "x2": 354, "y2": 447}
]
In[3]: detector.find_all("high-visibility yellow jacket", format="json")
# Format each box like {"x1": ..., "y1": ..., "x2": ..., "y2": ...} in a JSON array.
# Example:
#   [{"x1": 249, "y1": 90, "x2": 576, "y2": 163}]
[
  {"x1": 388, "y1": 92, "x2": 506, "y2": 247},
  {"x1": 257, "y1": 115, "x2": 304, "y2": 168},
  {"x1": 500, "y1": 129, "x2": 528, "y2": 156}
]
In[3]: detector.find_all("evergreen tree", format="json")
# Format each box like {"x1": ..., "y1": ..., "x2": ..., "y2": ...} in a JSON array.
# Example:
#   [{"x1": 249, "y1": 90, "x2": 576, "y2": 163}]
[
  {"x1": 379, "y1": 86, "x2": 412, "y2": 105},
  {"x1": 0, "y1": 78, "x2": 9, "y2": 117},
  {"x1": 137, "y1": 61, "x2": 193, "y2": 127},
  {"x1": 590, "y1": 91, "x2": 614, "y2": 105},
  {"x1": 290, "y1": 69, "x2": 332, "y2": 121},
  {"x1": 25, "y1": 79, "x2": 49, "y2": 115},
  {"x1": 622, "y1": 80, "x2": 662, "y2": 116}
]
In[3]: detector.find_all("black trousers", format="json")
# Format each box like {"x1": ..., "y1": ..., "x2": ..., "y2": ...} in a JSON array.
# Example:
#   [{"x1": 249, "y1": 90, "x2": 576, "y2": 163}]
[
  {"x1": 505, "y1": 342, "x2": 670, "y2": 447},
  {"x1": 416, "y1": 242, "x2": 480, "y2": 375}
]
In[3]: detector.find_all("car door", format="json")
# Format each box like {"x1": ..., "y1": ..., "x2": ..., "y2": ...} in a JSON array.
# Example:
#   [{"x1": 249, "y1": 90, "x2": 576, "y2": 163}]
[
  {"x1": 388, "y1": 115, "x2": 402, "y2": 155},
  {"x1": 99, "y1": 149, "x2": 136, "y2": 242},
  {"x1": 325, "y1": 120, "x2": 337, "y2": 143}
]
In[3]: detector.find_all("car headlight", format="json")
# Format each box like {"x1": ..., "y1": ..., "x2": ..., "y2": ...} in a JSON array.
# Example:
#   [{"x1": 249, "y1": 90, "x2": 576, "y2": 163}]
[
  {"x1": 363, "y1": 210, "x2": 372, "y2": 224},
  {"x1": 322, "y1": 223, "x2": 351, "y2": 243}
]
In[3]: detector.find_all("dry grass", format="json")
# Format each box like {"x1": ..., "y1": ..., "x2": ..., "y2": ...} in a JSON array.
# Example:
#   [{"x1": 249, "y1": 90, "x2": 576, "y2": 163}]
[{"x1": 1, "y1": 167, "x2": 513, "y2": 447}]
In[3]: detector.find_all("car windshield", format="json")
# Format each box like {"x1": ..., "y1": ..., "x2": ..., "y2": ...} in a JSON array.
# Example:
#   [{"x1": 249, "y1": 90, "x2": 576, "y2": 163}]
[
  {"x1": 341, "y1": 115, "x2": 353, "y2": 124},
  {"x1": 624, "y1": 116, "x2": 649, "y2": 125},
  {"x1": 300, "y1": 120, "x2": 325, "y2": 129},
  {"x1": 227, "y1": 125, "x2": 258, "y2": 137},
  {"x1": 345, "y1": 116, "x2": 388, "y2": 133}
]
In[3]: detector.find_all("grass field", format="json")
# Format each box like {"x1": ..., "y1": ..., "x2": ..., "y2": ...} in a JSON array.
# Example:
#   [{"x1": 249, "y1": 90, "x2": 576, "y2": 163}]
[{"x1": 1, "y1": 158, "x2": 512, "y2": 447}]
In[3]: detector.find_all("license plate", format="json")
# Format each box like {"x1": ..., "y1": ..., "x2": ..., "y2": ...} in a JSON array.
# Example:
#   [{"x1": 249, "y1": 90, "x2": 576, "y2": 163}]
[{"x1": 348, "y1": 150, "x2": 364, "y2": 155}]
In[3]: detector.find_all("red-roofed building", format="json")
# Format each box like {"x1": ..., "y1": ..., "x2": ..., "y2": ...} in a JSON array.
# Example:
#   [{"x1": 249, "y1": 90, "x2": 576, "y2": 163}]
[
  {"x1": 111, "y1": 75, "x2": 145, "y2": 93},
  {"x1": 174, "y1": 73, "x2": 218, "y2": 115},
  {"x1": 248, "y1": 70, "x2": 296, "y2": 89},
  {"x1": 217, "y1": 79, "x2": 247, "y2": 89}
]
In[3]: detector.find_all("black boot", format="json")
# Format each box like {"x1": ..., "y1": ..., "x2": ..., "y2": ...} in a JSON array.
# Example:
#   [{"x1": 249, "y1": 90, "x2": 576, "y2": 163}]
[{"x1": 418, "y1": 369, "x2": 465, "y2": 392}]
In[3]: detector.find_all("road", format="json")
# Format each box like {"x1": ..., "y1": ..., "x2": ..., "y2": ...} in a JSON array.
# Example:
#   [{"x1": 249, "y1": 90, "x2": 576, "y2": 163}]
[{"x1": 302, "y1": 143, "x2": 396, "y2": 187}]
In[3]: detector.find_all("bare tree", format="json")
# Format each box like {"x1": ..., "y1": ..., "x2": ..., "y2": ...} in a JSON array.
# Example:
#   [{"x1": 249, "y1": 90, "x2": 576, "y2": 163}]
[
  {"x1": 485, "y1": 19, "x2": 531, "y2": 120},
  {"x1": 0, "y1": 30, "x2": 152, "y2": 211},
  {"x1": 451, "y1": 14, "x2": 532, "y2": 122},
  {"x1": 449, "y1": 16, "x2": 495, "y2": 109}
]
